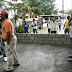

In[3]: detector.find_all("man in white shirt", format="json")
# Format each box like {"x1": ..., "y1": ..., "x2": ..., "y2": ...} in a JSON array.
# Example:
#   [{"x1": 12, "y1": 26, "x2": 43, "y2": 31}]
[
  {"x1": 47, "y1": 21, "x2": 51, "y2": 34},
  {"x1": 49, "y1": 17, "x2": 57, "y2": 34},
  {"x1": 31, "y1": 19, "x2": 38, "y2": 33}
]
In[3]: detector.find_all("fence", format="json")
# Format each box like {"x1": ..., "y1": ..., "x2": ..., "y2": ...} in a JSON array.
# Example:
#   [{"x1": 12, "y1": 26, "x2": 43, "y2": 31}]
[{"x1": 16, "y1": 33, "x2": 70, "y2": 47}]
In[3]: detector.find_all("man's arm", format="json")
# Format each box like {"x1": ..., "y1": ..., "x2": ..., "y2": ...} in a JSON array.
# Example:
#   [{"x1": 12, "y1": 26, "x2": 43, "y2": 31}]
[
  {"x1": 34, "y1": 21, "x2": 37, "y2": 26},
  {"x1": 65, "y1": 20, "x2": 66, "y2": 25},
  {"x1": 47, "y1": 22, "x2": 50, "y2": 27},
  {"x1": 68, "y1": 22, "x2": 72, "y2": 26},
  {"x1": 6, "y1": 32, "x2": 11, "y2": 45},
  {"x1": 31, "y1": 22, "x2": 34, "y2": 27},
  {"x1": 68, "y1": 18, "x2": 72, "y2": 26}
]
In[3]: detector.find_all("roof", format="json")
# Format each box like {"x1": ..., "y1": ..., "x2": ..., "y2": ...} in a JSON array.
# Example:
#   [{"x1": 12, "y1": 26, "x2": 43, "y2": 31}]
[{"x1": 39, "y1": 15, "x2": 61, "y2": 17}]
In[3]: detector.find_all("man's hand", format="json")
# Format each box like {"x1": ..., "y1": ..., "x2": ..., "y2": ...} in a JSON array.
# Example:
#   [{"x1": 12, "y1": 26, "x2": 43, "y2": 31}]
[
  {"x1": 7, "y1": 41, "x2": 10, "y2": 45},
  {"x1": 34, "y1": 24, "x2": 36, "y2": 26},
  {"x1": 31, "y1": 25, "x2": 33, "y2": 27}
]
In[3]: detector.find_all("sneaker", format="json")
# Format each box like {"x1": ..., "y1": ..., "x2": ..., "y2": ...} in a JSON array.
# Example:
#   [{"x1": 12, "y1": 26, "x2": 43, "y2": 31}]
[
  {"x1": 69, "y1": 55, "x2": 72, "y2": 58},
  {"x1": 4, "y1": 70, "x2": 13, "y2": 72},
  {"x1": 68, "y1": 58, "x2": 72, "y2": 62},
  {"x1": 13, "y1": 64, "x2": 20, "y2": 66},
  {"x1": 4, "y1": 57, "x2": 7, "y2": 61},
  {"x1": 0, "y1": 55, "x2": 3, "y2": 58}
]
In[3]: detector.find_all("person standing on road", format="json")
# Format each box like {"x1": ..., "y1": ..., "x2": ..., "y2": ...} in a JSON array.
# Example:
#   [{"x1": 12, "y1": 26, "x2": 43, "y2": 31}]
[
  {"x1": 31, "y1": 19, "x2": 38, "y2": 33},
  {"x1": 64, "y1": 16, "x2": 70, "y2": 34},
  {"x1": 0, "y1": 19, "x2": 7, "y2": 61},
  {"x1": 49, "y1": 17, "x2": 57, "y2": 34},
  {"x1": 0, "y1": 10, "x2": 20, "y2": 72},
  {"x1": 58, "y1": 20, "x2": 62, "y2": 31},
  {"x1": 24, "y1": 20, "x2": 29, "y2": 33},
  {"x1": 68, "y1": 14, "x2": 72, "y2": 61},
  {"x1": 47, "y1": 21, "x2": 51, "y2": 34}
]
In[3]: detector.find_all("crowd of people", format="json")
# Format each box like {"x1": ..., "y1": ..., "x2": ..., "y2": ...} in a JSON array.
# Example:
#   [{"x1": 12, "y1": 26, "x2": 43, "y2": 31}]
[
  {"x1": 47, "y1": 15, "x2": 71, "y2": 34},
  {"x1": 23, "y1": 15, "x2": 71, "y2": 34}
]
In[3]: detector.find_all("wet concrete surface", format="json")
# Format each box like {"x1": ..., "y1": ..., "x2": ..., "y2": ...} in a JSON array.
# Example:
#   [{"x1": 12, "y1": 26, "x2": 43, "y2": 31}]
[{"x1": 0, "y1": 44, "x2": 72, "y2": 72}]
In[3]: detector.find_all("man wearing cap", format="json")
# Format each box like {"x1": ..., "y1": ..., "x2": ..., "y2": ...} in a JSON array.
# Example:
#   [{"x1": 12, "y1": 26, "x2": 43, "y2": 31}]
[{"x1": 0, "y1": 10, "x2": 20, "y2": 72}]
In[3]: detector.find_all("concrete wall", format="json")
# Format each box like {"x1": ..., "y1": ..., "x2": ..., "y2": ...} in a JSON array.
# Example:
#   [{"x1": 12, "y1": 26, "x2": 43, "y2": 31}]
[{"x1": 16, "y1": 34, "x2": 70, "y2": 46}]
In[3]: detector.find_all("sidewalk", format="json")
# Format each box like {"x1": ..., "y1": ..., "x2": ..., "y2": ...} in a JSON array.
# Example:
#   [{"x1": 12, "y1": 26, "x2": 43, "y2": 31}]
[
  {"x1": 30, "y1": 25, "x2": 65, "y2": 34},
  {"x1": 30, "y1": 27, "x2": 48, "y2": 34},
  {"x1": 0, "y1": 44, "x2": 72, "y2": 72}
]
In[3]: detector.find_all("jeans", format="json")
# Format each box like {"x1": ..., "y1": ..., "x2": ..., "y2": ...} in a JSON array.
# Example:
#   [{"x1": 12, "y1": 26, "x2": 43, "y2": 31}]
[
  {"x1": 0, "y1": 36, "x2": 6, "y2": 57},
  {"x1": 64, "y1": 29, "x2": 69, "y2": 34}
]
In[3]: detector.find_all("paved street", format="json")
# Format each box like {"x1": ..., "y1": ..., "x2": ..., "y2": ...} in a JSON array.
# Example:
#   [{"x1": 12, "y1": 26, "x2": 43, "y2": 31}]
[
  {"x1": 38, "y1": 24, "x2": 65, "y2": 34},
  {"x1": 0, "y1": 44, "x2": 72, "y2": 72}
]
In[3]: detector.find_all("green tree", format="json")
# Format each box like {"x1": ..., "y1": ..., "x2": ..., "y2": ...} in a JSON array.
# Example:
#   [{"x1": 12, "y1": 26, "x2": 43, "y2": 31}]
[
  {"x1": 53, "y1": 9, "x2": 59, "y2": 15},
  {"x1": 22, "y1": 0, "x2": 56, "y2": 15},
  {"x1": 65, "y1": 9, "x2": 72, "y2": 14},
  {"x1": 0, "y1": 0, "x2": 4, "y2": 8},
  {"x1": 3, "y1": 1, "x2": 29, "y2": 23},
  {"x1": 17, "y1": 2, "x2": 29, "y2": 20},
  {"x1": 2, "y1": 1, "x2": 29, "y2": 33}
]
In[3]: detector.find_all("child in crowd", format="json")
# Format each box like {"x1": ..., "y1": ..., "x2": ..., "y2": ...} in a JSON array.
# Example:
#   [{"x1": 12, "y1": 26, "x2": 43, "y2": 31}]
[{"x1": 24, "y1": 20, "x2": 29, "y2": 33}]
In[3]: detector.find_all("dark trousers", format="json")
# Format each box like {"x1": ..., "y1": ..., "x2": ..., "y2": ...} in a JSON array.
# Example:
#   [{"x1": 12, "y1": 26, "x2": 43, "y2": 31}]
[
  {"x1": 33, "y1": 29, "x2": 37, "y2": 33},
  {"x1": 64, "y1": 29, "x2": 69, "y2": 34},
  {"x1": 59, "y1": 25, "x2": 61, "y2": 30},
  {"x1": 0, "y1": 36, "x2": 6, "y2": 57},
  {"x1": 25, "y1": 31, "x2": 28, "y2": 33},
  {"x1": 51, "y1": 31, "x2": 56, "y2": 34},
  {"x1": 48, "y1": 29, "x2": 51, "y2": 33}
]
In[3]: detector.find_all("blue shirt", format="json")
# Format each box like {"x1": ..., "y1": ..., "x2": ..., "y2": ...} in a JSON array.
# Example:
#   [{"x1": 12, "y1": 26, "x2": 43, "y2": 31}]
[{"x1": 24, "y1": 23, "x2": 28, "y2": 32}]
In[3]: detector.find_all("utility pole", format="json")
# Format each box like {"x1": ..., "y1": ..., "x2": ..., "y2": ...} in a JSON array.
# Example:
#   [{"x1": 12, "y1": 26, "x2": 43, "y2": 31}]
[
  {"x1": 71, "y1": 0, "x2": 72, "y2": 14},
  {"x1": 71, "y1": 0, "x2": 72, "y2": 9},
  {"x1": 62, "y1": 0, "x2": 64, "y2": 18}
]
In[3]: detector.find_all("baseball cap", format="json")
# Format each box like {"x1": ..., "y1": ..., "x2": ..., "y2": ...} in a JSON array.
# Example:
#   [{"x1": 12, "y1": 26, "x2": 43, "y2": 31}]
[{"x1": 0, "y1": 10, "x2": 8, "y2": 16}]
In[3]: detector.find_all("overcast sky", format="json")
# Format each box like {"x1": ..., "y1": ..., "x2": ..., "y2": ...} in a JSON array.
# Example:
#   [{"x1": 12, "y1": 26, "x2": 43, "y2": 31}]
[
  {"x1": 5, "y1": 0, "x2": 72, "y2": 10},
  {"x1": 55, "y1": 0, "x2": 72, "y2": 10}
]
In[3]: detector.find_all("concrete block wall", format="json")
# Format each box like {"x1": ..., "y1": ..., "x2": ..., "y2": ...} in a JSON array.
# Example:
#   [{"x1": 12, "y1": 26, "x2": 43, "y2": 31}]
[{"x1": 16, "y1": 33, "x2": 70, "y2": 46}]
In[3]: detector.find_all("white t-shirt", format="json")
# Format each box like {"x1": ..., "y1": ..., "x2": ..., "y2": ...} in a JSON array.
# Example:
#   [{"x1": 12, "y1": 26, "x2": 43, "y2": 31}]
[
  {"x1": 49, "y1": 21, "x2": 57, "y2": 31},
  {"x1": 48, "y1": 24, "x2": 51, "y2": 29},
  {"x1": 31, "y1": 21, "x2": 37, "y2": 29}
]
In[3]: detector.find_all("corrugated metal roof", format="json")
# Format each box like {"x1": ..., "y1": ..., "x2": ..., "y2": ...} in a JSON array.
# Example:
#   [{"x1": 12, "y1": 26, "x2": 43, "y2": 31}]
[{"x1": 39, "y1": 15, "x2": 61, "y2": 17}]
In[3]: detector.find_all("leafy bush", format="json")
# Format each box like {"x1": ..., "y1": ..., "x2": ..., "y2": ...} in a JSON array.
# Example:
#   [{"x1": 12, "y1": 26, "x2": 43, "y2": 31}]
[{"x1": 16, "y1": 25, "x2": 24, "y2": 33}]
